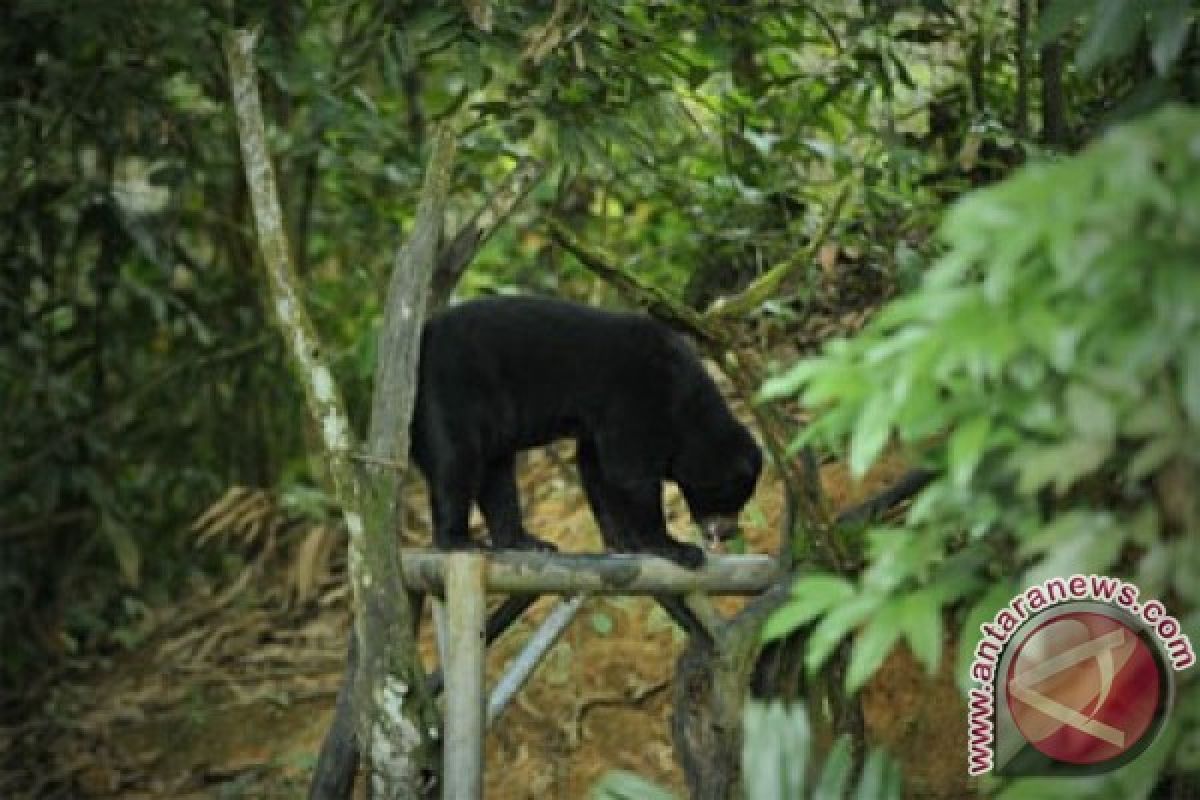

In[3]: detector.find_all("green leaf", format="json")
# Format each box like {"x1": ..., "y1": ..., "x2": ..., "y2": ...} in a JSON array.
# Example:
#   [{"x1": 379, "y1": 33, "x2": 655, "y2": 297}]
[
  {"x1": 995, "y1": 776, "x2": 1108, "y2": 800},
  {"x1": 806, "y1": 593, "x2": 882, "y2": 675},
  {"x1": 899, "y1": 591, "x2": 943, "y2": 676},
  {"x1": 591, "y1": 770, "x2": 676, "y2": 800},
  {"x1": 1172, "y1": 537, "x2": 1200, "y2": 606},
  {"x1": 854, "y1": 749, "x2": 902, "y2": 800},
  {"x1": 101, "y1": 516, "x2": 141, "y2": 587},
  {"x1": 50, "y1": 305, "x2": 75, "y2": 333},
  {"x1": 1173, "y1": 725, "x2": 1200, "y2": 771},
  {"x1": 1136, "y1": 541, "x2": 1171, "y2": 599},
  {"x1": 1076, "y1": 0, "x2": 1145, "y2": 74},
  {"x1": 948, "y1": 415, "x2": 991, "y2": 488},
  {"x1": 1024, "y1": 522, "x2": 1125, "y2": 589},
  {"x1": 1019, "y1": 510, "x2": 1114, "y2": 556},
  {"x1": 1149, "y1": 0, "x2": 1193, "y2": 75},
  {"x1": 1127, "y1": 436, "x2": 1178, "y2": 480},
  {"x1": 1013, "y1": 437, "x2": 1112, "y2": 495},
  {"x1": 956, "y1": 580, "x2": 1016, "y2": 694},
  {"x1": 762, "y1": 574, "x2": 855, "y2": 641},
  {"x1": 850, "y1": 393, "x2": 893, "y2": 477},
  {"x1": 590, "y1": 612, "x2": 614, "y2": 636},
  {"x1": 1181, "y1": 338, "x2": 1200, "y2": 424},
  {"x1": 846, "y1": 607, "x2": 903, "y2": 693},
  {"x1": 1065, "y1": 382, "x2": 1116, "y2": 441},
  {"x1": 1128, "y1": 504, "x2": 1161, "y2": 548},
  {"x1": 742, "y1": 702, "x2": 810, "y2": 799},
  {"x1": 1122, "y1": 396, "x2": 1176, "y2": 436},
  {"x1": 759, "y1": 358, "x2": 821, "y2": 401},
  {"x1": 813, "y1": 736, "x2": 853, "y2": 800},
  {"x1": 863, "y1": 530, "x2": 935, "y2": 591}
]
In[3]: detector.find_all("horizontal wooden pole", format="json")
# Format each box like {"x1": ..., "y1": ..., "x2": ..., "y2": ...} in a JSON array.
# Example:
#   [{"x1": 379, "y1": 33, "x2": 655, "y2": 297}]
[{"x1": 401, "y1": 550, "x2": 777, "y2": 595}]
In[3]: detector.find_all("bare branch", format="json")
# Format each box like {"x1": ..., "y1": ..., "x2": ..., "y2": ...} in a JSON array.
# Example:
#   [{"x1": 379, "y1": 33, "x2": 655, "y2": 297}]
[
  {"x1": 367, "y1": 124, "x2": 457, "y2": 464},
  {"x1": 431, "y1": 157, "x2": 546, "y2": 307},
  {"x1": 546, "y1": 216, "x2": 723, "y2": 344},
  {"x1": 705, "y1": 180, "x2": 851, "y2": 319}
]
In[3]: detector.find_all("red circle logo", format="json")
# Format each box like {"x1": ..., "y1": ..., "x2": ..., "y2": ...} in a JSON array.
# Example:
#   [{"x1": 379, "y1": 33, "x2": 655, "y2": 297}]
[{"x1": 1006, "y1": 612, "x2": 1163, "y2": 765}]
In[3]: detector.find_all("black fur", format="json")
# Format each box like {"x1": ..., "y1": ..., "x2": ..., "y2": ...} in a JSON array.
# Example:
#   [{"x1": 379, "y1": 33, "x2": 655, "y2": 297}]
[{"x1": 411, "y1": 296, "x2": 761, "y2": 568}]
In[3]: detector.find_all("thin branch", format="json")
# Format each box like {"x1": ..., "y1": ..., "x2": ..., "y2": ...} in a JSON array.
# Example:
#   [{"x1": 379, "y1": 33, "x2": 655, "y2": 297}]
[
  {"x1": 705, "y1": 180, "x2": 851, "y2": 320},
  {"x1": 431, "y1": 157, "x2": 546, "y2": 307},
  {"x1": 546, "y1": 216, "x2": 724, "y2": 344},
  {"x1": 349, "y1": 453, "x2": 409, "y2": 471},
  {"x1": 367, "y1": 123, "x2": 457, "y2": 463}
]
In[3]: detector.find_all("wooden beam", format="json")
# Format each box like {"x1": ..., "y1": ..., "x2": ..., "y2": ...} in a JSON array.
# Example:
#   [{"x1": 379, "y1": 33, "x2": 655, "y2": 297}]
[{"x1": 402, "y1": 551, "x2": 777, "y2": 595}]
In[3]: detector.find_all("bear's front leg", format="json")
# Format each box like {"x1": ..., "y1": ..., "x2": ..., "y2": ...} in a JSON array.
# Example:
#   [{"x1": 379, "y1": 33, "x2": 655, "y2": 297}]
[{"x1": 578, "y1": 448, "x2": 705, "y2": 570}]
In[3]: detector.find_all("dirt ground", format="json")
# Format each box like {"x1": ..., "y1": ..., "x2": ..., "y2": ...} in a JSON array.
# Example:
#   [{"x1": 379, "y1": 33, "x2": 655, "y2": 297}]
[{"x1": 10, "y1": 446, "x2": 970, "y2": 799}]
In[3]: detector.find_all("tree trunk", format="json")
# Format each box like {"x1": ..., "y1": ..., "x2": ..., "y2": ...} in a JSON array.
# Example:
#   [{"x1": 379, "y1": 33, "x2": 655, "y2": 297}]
[
  {"x1": 1038, "y1": 0, "x2": 1069, "y2": 146},
  {"x1": 1014, "y1": 0, "x2": 1031, "y2": 137},
  {"x1": 224, "y1": 29, "x2": 454, "y2": 799}
]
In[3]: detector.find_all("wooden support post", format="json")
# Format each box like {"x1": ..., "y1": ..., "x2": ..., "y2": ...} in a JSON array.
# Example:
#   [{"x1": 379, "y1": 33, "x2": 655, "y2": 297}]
[
  {"x1": 683, "y1": 592, "x2": 725, "y2": 639},
  {"x1": 443, "y1": 554, "x2": 486, "y2": 800},
  {"x1": 432, "y1": 597, "x2": 450, "y2": 668}
]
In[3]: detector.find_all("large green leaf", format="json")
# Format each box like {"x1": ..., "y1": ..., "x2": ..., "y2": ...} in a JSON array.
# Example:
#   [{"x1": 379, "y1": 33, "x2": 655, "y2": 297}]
[
  {"x1": 1065, "y1": 382, "x2": 1117, "y2": 442},
  {"x1": 948, "y1": 415, "x2": 991, "y2": 488},
  {"x1": 812, "y1": 736, "x2": 853, "y2": 800},
  {"x1": 1148, "y1": 0, "x2": 1194, "y2": 75},
  {"x1": 898, "y1": 590, "x2": 944, "y2": 676},
  {"x1": 591, "y1": 771, "x2": 676, "y2": 800},
  {"x1": 1012, "y1": 436, "x2": 1112, "y2": 495},
  {"x1": 956, "y1": 580, "x2": 1017, "y2": 694},
  {"x1": 846, "y1": 604, "x2": 903, "y2": 692},
  {"x1": 762, "y1": 573, "x2": 856, "y2": 642},
  {"x1": 853, "y1": 748, "x2": 903, "y2": 800},
  {"x1": 1181, "y1": 338, "x2": 1200, "y2": 424},
  {"x1": 742, "y1": 702, "x2": 809, "y2": 800},
  {"x1": 806, "y1": 592, "x2": 883, "y2": 675},
  {"x1": 850, "y1": 393, "x2": 894, "y2": 477},
  {"x1": 1076, "y1": 0, "x2": 1145, "y2": 74}
]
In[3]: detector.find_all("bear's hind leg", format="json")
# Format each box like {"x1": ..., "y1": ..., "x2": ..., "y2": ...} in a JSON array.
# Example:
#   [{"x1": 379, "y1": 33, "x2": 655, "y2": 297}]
[
  {"x1": 427, "y1": 453, "x2": 483, "y2": 552},
  {"x1": 478, "y1": 454, "x2": 556, "y2": 552}
]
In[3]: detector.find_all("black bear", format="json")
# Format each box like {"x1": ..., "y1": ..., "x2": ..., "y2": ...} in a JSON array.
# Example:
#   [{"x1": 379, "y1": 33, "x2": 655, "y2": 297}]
[{"x1": 411, "y1": 295, "x2": 761, "y2": 568}]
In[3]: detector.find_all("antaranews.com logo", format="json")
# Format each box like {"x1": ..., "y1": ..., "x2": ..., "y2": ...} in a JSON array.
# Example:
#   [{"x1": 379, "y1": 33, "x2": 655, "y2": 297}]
[{"x1": 967, "y1": 574, "x2": 1195, "y2": 777}]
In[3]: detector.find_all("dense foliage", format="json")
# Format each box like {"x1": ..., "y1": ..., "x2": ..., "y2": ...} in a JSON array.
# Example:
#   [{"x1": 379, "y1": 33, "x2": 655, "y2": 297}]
[
  {"x1": 595, "y1": 702, "x2": 902, "y2": 800},
  {"x1": 0, "y1": 0, "x2": 976, "y2": 680},
  {"x1": 763, "y1": 106, "x2": 1200, "y2": 797}
]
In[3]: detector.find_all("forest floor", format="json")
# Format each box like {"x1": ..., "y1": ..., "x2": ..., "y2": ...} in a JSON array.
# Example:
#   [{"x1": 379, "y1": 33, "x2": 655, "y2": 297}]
[{"x1": 16, "y1": 439, "x2": 970, "y2": 799}]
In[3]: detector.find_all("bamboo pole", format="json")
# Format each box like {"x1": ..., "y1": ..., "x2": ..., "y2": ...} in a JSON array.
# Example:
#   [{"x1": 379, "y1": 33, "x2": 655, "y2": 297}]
[
  {"x1": 486, "y1": 595, "x2": 585, "y2": 726},
  {"x1": 402, "y1": 551, "x2": 777, "y2": 595}
]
